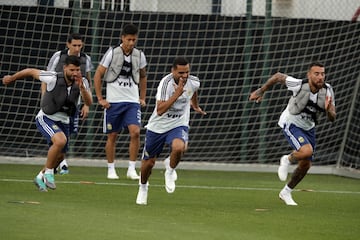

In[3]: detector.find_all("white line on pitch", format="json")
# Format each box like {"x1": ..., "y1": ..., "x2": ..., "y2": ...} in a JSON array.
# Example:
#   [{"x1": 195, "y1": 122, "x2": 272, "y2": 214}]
[{"x1": 1, "y1": 178, "x2": 360, "y2": 195}]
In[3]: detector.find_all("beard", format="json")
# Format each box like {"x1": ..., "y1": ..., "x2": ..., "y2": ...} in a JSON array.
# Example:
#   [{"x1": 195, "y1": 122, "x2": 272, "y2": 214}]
[{"x1": 65, "y1": 73, "x2": 76, "y2": 84}]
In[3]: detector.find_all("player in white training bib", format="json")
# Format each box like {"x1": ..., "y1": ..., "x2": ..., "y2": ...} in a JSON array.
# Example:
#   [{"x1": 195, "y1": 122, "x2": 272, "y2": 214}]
[{"x1": 249, "y1": 62, "x2": 336, "y2": 206}]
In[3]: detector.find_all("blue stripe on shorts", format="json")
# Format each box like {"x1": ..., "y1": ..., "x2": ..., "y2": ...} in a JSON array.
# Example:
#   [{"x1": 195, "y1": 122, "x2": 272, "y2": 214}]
[{"x1": 35, "y1": 115, "x2": 69, "y2": 153}]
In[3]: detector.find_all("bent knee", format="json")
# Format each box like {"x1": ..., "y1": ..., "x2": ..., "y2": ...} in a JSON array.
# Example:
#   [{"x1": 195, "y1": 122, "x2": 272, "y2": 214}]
[
  {"x1": 171, "y1": 140, "x2": 186, "y2": 153},
  {"x1": 298, "y1": 144, "x2": 313, "y2": 159},
  {"x1": 144, "y1": 159, "x2": 155, "y2": 168},
  {"x1": 129, "y1": 127, "x2": 140, "y2": 139},
  {"x1": 130, "y1": 131, "x2": 140, "y2": 139},
  {"x1": 52, "y1": 133, "x2": 67, "y2": 147}
]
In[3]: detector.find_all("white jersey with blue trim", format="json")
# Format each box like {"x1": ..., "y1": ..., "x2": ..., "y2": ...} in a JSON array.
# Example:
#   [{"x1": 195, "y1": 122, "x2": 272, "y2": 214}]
[
  {"x1": 278, "y1": 76, "x2": 335, "y2": 131},
  {"x1": 99, "y1": 46, "x2": 147, "y2": 103},
  {"x1": 36, "y1": 70, "x2": 91, "y2": 124},
  {"x1": 145, "y1": 74, "x2": 200, "y2": 134}
]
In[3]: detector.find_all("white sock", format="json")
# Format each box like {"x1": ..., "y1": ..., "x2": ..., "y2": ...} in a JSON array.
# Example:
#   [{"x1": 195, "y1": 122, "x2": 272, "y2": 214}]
[
  {"x1": 60, "y1": 159, "x2": 68, "y2": 168},
  {"x1": 283, "y1": 185, "x2": 293, "y2": 193},
  {"x1": 165, "y1": 156, "x2": 177, "y2": 172},
  {"x1": 140, "y1": 183, "x2": 148, "y2": 190},
  {"x1": 164, "y1": 156, "x2": 170, "y2": 170},
  {"x1": 45, "y1": 168, "x2": 54, "y2": 175},
  {"x1": 107, "y1": 162, "x2": 115, "y2": 170},
  {"x1": 128, "y1": 161, "x2": 136, "y2": 170},
  {"x1": 37, "y1": 171, "x2": 44, "y2": 179},
  {"x1": 168, "y1": 167, "x2": 175, "y2": 174}
]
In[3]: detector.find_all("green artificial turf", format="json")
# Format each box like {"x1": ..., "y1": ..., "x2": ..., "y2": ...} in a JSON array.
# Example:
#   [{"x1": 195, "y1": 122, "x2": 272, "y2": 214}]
[{"x1": 0, "y1": 164, "x2": 359, "y2": 240}]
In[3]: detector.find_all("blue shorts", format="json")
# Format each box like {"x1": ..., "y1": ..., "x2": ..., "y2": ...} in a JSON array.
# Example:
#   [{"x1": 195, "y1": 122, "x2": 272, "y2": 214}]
[
  {"x1": 69, "y1": 107, "x2": 79, "y2": 135},
  {"x1": 103, "y1": 102, "x2": 141, "y2": 133},
  {"x1": 35, "y1": 115, "x2": 69, "y2": 153},
  {"x1": 142, "y1": 126, "x2": 189, "y2": 160},
  {"x1": 282, "y1": 123, "x2": 315, "y2": 161}
]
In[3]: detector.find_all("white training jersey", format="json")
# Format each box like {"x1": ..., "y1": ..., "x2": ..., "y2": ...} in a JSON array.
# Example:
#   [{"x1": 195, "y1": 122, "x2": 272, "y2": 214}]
[
  {"x1": 47, "y1": 50, "x2": 93, "y2": 106},
  {"x1": 99, "y1": 46, "x2": 147, "y2": 103},
  {"x1": 46, "y1": 50, "x2": 93, "y2": 73},
  {"x1": 278, "y1": 76, "x2": 335, "y2": 131},
  {"x1": 145, "y1": 74, "x2": 200, "y2": 134},
  {"x1": 36, "y1": 71, "x2": 91, "y2": 124}
]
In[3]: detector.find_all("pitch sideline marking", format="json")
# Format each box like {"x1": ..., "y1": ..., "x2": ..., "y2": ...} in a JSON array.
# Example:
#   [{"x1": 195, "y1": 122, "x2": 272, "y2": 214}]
[{"x1": 1, "y1": 178, "x2": 360, "y2": 195}]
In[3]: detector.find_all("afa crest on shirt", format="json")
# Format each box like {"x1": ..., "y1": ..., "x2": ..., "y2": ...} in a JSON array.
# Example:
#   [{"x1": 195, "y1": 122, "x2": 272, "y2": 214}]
[
  {"x1": 52, "y1": 125, "x2": 59, "y2": 130},
  {"x1": 107, "y1": 124, "x2": 112, "y2": 131},
  {"x1": 298, "y1": 136, "x2": 305, "y2": 143}
]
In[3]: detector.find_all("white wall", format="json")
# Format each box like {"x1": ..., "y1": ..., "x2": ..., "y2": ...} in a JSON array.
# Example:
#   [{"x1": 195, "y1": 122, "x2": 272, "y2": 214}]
[
  {"x1": 1, "y1": 0, "x2": 359, "y2": 21},
  {"x1": 131, "y1": 0, "x2": 212, "y2": 15},
  {"x1": 131, "y1": 0, "x2": 360, "y2": 21},
  {"x1": 269, "y1": 0, "x2": 359, "y2": 21},
  {"x1": 0, "y1": 0, "x2": 68, "y2": 7},
  {"x1": 0, "y1": 0, "x2": 37, "y2": 6},
  {"x1": 54, "y1": 0, "x2": 69, "y2": 8},
  {"x1": 222, "y1": 0, "x2": 247, "y2": 16}
]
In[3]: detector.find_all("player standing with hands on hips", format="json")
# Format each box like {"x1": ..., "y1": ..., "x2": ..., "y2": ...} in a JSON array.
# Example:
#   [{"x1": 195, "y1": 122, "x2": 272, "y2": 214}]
[
  {"x1": 249, "y1": 62, "x2": 336, "y2": 205},
  {"x1": 136, "y1": 57, "x2": 207, "y2": 205},
  {"x1": 94, "y1": 23, "x2": 147, "y2": 180},
  {"x1": 2, "y1": 55, "x2": 93, "y2": 191}
]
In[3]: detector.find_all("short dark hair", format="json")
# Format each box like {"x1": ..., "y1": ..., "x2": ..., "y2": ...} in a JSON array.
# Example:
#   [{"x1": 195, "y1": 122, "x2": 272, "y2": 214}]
[
  {"x1": 65, "y1": 55, "x2": 81, "y2": 66},
  {"x1": 122, "y1": 24, "x2": 139, "y2": 36},
  {"x1": 309, "y1": 62, "x2": 324, "y2": 70},
  {"x1": 172, "y1": 57, "x2": 189, "y2": 68},
  {"x1": 67, "y1": 33, "x2": 83, "y2": 43}
]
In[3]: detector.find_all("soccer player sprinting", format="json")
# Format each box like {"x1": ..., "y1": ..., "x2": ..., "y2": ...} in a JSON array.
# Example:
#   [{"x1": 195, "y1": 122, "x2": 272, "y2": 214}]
[
  {"x1": 44, "y1": 33, "x2": 94, "y2": 174},
  {"x1": 136, "y1": 57, "x2": 206, "y2": 205},
  {"x1": 2, "y1": 56, "x2": 92, "y2": 191},
  {"x1": 249, "y1": 62, "x2": 336, "y2": 205}
]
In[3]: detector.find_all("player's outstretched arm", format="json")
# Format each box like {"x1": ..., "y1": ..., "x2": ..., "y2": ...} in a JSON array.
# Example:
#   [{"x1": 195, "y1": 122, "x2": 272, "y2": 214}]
[
  {"x1": 2, "y1": 68, "x2": 41, "y2": 85},
  {"x1": 249, "y1": 72, "x2": 287, "y2": 103}
]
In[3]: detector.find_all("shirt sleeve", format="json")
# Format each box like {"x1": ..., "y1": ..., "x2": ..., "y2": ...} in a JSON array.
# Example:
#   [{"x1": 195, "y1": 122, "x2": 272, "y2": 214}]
[
  {"x1": 285, "y1": 76, "x2": 302, "y2": 96},
  {"x1": 140, "y1": 51, "x2": 147, "y2": 69},
  {"x1": 82, "y1": 77, "x2": 91, "y2": 91},
  {"x1": 46, "y1": 51, "x2": 61, "y2": 71},
  {"x1": 156, "y1": 79, "x2": 168, "y2": 101},
  {"x1": 85, "y1": 54, "x2": 94, "y2": 73},
  {"x1": 39, "y1": 71, "x2": 57, "y2": 91},
  {"x1": 98, "y1": 47, "x2": 113, "y2": 68},
  {"x1": 189, "y1": 75, "x2": 200, "y2": 92}
]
